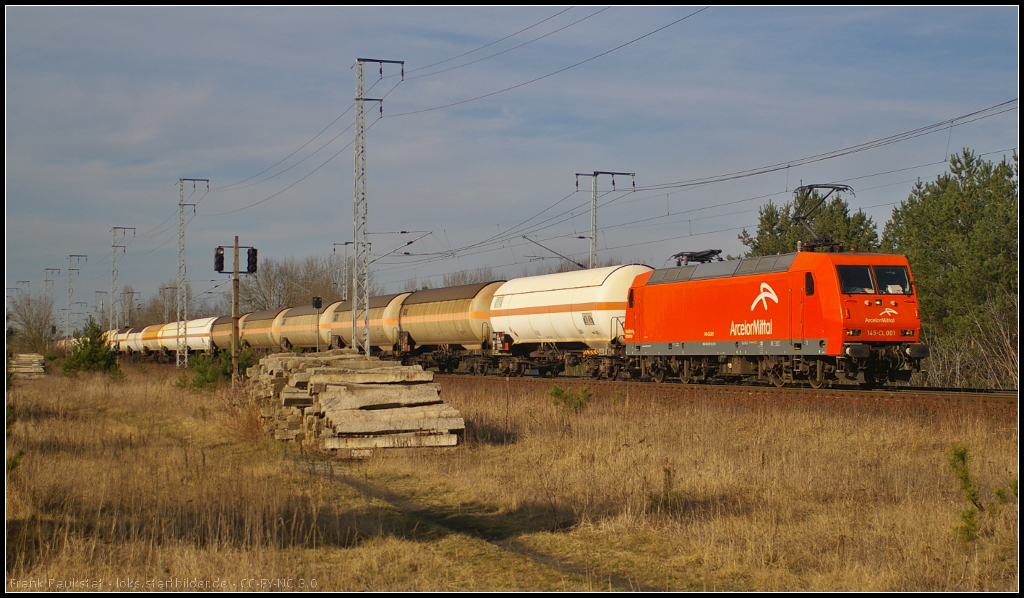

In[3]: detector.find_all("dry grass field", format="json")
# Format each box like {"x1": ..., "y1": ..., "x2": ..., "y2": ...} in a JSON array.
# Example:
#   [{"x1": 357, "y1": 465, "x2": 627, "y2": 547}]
[{"x1": 6, "y1": 366, "x2": 1017, "y2": 591}]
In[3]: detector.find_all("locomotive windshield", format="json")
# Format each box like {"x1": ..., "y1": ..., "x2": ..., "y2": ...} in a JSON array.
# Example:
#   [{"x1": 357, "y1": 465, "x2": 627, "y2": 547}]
[
  {"x1": 837, "y1": 265, "x2": 913, "y2": 295},
  {"x1": 873, "y1": 265, "x2": 912, "y2": 295},
  {"x1": 837, "y1": 265, "x2": 875, "y2": 294}
]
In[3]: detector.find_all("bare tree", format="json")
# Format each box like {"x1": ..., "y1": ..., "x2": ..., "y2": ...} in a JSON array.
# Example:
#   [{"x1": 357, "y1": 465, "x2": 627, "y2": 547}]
[
  {"x1": 239, "y1": 254, "x2": 372, "y2": 313},
  {"x1": 6, "y1": 291, "x2": 56, "y2": 353},
  {"x1": 442, "y1": 265, "x2": 497, "y2": 287}
]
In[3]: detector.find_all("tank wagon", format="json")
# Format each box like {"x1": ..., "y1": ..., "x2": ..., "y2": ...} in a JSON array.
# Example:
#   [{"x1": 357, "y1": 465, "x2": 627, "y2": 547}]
[
  {"x1": 321, "y1": 293, "x2": 411, "y2": 353},
  {"x1": 624, "y1": 251, "x2": 929, "y2": 387},
  {"x1": 395, "y1": 281, "x2": 505, "y2": 373},
  {"x1": 489, "y1": 265, "x2": 653, "y2": 378}
]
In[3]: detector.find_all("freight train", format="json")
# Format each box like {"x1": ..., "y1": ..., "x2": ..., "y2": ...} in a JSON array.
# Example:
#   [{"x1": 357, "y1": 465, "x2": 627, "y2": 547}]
[{"x1": 103, "y1": 247, "x2": 929, "y2": 388}]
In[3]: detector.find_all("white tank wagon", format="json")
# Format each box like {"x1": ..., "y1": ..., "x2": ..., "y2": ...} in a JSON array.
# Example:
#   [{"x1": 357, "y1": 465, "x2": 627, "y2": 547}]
[
  {"x1": 110, "y1": 327, "x2": 132, "y2": 352},
  {"x1": 488, "y1": 264, "x2": 653, "y2": 378},
  {"x1": 395, "y1": 281, "x2": 505, "y2": 372},
  {"x1": 322, "y1": 293, "x2": 411, "y2": 354},
  {"x1": 125, "y1": 327, "x2": 147, "y2": 354},
  {"x1": 156, "y1": 317, "x2": 219, "y2": 353}
]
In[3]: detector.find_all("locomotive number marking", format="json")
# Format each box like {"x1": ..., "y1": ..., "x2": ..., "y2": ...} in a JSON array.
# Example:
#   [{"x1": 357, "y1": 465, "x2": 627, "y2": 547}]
[
  {"x1": 703, "y1": 331, "x2": 714, "y2": 337},
  {"x1": 866, "y1": 329, "x2": 897, "y2": 337}
]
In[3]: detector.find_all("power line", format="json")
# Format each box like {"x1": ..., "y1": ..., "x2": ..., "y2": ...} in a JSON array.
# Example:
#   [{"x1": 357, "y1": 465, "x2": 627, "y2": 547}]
[
  {"x1": 407, "y1": 7, "x2": 612, "y2": 80},
  {"x1": 632, "y1": 99, "x2": 1018, "y2": 193},
  {"x1": 405, "y1": 6, "x2": 578, "y2": 74},
  {"x1": 385, "y1": 7, "x2": 710, "y2": 117},
  {"x1": 211, "y1": 105, "x2": 356, "y2": 192}
]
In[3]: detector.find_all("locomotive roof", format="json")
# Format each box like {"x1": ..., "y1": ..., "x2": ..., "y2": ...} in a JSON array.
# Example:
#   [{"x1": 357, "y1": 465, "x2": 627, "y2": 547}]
[
  {"x1": 404, "y1": 281, "x2": 504, "y2": 305},
  {"x1": 647, "y1": 253, "x2": 798, "y2": 285}
]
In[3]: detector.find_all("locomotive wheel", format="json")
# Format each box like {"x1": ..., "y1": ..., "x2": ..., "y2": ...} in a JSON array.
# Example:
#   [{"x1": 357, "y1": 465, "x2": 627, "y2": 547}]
[
  {"x1": 644, "y1": 357, "x2": 666, "y2": 383},
  {"x1": 807, "y1": 360, "x2": 827, "y2": 389},
  {"x1": 769, "y1": 371, "x2": 787, "y2": 388},
  {"x1": 678, "y1": 360, "x2": 694, "y2": 384}
]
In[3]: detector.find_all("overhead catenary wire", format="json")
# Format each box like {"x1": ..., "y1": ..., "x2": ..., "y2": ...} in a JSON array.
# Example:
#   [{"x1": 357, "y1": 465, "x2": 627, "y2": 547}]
[
  {"x1": 404, "y1": 6, "x2": 577, "y2": 75},
  {"x1": 406, "y1": 7, "x2": 612, "y2": 80},
  {"x1": 384, "y1": 7, "x2": 710, "y2": 118}
]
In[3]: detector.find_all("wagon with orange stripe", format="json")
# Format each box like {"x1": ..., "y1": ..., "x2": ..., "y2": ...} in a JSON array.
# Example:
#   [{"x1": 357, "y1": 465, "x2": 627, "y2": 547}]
[
  {"x1": 321, "y1": 293, "x2": 411, "y2": 353},
  {"x1": 394, "y1": 281, "x2": 505, "y2": 372},
  {"x1": 488, "y1": 264, "x2": 653, "y2": 377}
]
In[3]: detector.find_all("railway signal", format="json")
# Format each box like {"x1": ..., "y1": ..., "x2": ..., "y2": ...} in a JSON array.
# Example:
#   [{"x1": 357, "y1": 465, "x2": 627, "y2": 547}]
[{"x1": 247, "y1": 248, "x2": 258, "y2": 274}]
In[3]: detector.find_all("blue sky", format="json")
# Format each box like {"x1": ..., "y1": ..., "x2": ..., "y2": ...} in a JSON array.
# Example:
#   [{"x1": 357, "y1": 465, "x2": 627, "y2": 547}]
[{"x1": 5, "y1": 6, "x2": 1018, "y2": 323}]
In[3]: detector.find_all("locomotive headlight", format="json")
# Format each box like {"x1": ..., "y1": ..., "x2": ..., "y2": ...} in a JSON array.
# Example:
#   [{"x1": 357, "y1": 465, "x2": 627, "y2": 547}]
[
  {"x1": 846, "y1": 329, "x2": 862, "y2": 337},
  {"x1": 901, "y1": 330, "x2": 916, "y2": 337}
]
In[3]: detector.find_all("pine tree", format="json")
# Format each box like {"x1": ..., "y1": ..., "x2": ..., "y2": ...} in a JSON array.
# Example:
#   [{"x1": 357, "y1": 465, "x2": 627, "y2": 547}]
[
  {"x1": 62, "y1": 318, "x2": 121, "y2": 377},
  {"x1": 739, "y1": 187, "x2": 878, "y2": 257},
  {"x1": 881, "y1": 149, "x2": 1018, "y2": 336}
]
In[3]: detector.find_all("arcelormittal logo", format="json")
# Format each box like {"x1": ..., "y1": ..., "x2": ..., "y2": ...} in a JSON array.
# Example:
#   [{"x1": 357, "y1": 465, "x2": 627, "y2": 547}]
[{"x1": 750, "y1": 282, "x2": 779, "y2": 311}]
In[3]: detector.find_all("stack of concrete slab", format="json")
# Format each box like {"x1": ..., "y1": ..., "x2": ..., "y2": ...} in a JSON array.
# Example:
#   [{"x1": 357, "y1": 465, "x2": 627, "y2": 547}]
[
  {"x1": 247, "y1": 350, "x2": 463, "y2": 453},
  {"x1": 9, "y1": 353, "x2": 45, "y2": 380}
]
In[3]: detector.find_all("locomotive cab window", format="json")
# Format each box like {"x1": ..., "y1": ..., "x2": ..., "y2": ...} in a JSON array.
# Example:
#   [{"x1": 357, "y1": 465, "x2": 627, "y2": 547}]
[
  {"x1": 804, "y1": 272, "x2": 815, "y2": 296},
  {"x1": 836, "y1": 265, "x2": 875, "y2": 294},
  {"x1": 628, "y1": 289, "x2": 634, "y2": 308},
  {"x1": 873, "y1": 265, "x2": 912, "y2": 295}
]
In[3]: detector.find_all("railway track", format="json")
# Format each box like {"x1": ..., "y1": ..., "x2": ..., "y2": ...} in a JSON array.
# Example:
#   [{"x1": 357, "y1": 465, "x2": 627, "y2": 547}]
[{"x1": 435, "y1": 373, "x2": 1017, "y2": 411}]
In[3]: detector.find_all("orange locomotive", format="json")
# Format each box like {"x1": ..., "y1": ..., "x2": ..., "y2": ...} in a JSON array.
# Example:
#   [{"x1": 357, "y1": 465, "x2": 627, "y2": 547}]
[{"x1": 624, "y1": 250, "x2": 930, "y2": 387}]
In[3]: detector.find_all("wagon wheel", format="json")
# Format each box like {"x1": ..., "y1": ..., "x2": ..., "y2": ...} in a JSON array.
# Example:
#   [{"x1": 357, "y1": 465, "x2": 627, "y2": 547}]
[{"x1": 607, "y1": 364, "x2": 620, "y2": 381}]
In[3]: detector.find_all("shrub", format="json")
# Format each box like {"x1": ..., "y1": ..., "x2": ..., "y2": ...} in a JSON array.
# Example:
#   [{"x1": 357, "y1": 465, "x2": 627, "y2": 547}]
[
  {"x1": 548, "y1": 383, "x2": 591, "y2": 413},
  {"x1": 62, "y1": 318, "x2": 122, "y2": 379}
]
